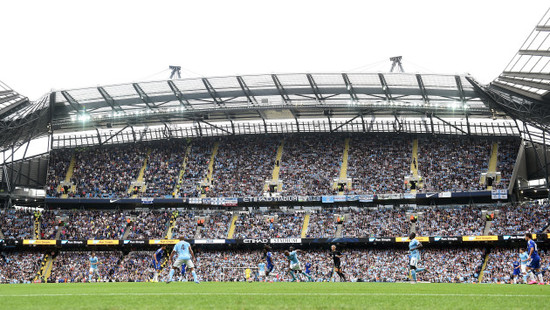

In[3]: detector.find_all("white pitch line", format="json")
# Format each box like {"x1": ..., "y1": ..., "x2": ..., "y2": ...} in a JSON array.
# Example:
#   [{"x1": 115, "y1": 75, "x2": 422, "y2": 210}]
[{"x1": 1, "y1": 292, "x2": 549, "y2": 298}]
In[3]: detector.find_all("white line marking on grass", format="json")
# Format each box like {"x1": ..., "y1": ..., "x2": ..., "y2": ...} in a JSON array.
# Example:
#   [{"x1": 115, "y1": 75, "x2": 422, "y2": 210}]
[{"x1": 1, "y1": 293, "x2": 549, "y2": 298}]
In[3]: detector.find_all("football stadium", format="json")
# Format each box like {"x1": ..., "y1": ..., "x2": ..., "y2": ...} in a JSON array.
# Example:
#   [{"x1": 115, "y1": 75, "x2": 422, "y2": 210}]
[{"x1": 1, "y1": 2, "x2": 550, "y2": 309}]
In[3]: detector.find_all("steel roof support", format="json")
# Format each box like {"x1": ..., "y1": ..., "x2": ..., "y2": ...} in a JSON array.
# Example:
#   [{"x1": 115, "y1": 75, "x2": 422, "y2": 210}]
[
  {"x1": 342, "y1": 73, "x2": 359, "y2": 102},
  {"x1": 167, "y1": 80, "x2": 192, "y2": 108},
  {"x1": 498, "y1": 76, "x2": 550, "y2": 92},
  {"x1": 95, "y1": 128, "x2": 102, "y2": 145},
  {"x1": 501, "y1": 72, "x2": 550, "y2": 80},
  {"x1": 271, "y1": 74, "x2": 291, "y2": 103},
  {"x1": 202, "y1": 78, "x2": 223, "y2": 106},
  {"x1": 201, "y1": 120, "x2": 232, "y2": 135},
  {"x1": 97, "y1": 87, "x2": 121, "y2": 112},
  {"x1": 306, "y1": 74, "x2": 324, "y2": 103},
  {"x1": 331, "y1": 114, "x2": 361, "y2": 133},
  {"x1": 360, "y1": 112, "x2": 366, "y2": 132},
  {"x1": 416, "y1": 74, "x2": 430, "y2": 104},
  {"x1": 378, "y1": 73, "x2": 393, "y2": 101},
  {"x1": 60, "y1": 91, "x2": 83, "y2": 112},
  {"x1": 236, "y1": 76, "x2": 258, "y2": 105},
  {"x1": 518, "y1": 50, "x2": 550, "y2": 57},
  {"x1": 133, "y1": 83, "x2": 156, "y2": 109},
  {"x1": 455, "y1": 76, "x2": 466, "y2": 103},
  {"x1": 432, "y1": 114, "x2": 468, "y2": 135},
  {"x1": 101, "y1": 125, "x2": 129, "y2": 145}
]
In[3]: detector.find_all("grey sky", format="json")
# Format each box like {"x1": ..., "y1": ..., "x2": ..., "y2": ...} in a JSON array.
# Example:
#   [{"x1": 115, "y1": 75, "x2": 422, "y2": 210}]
[{"x1": 1, "y1": 0, "x2": 548, "y2": 100}]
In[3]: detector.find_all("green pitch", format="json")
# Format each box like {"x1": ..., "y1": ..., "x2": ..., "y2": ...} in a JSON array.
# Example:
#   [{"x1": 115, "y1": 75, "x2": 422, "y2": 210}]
[{"x1": 1, "y1": 282, "x2": 549, "y2": 309}]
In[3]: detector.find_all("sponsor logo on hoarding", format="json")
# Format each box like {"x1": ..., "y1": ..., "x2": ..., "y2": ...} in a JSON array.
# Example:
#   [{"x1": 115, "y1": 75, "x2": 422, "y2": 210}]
[
  {"x1": 270, "y1": 238, "x2": 301, "y2": 244},
  {"x1": 243, "y1": 239, "x2": 269, "y2": 244}
]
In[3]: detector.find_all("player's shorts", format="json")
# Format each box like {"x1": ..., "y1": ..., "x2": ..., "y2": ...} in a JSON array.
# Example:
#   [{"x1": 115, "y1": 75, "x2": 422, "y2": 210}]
[
  {"x1": 152, "y1": 260, "x2": 162, "y2": 270},
  {"x1": 410, "y1": 256, "x2": 419, "y2": 268},
  {"x1": 290, "y1": 262, "x2": 302, "y2": 271},
  {"x1": 259, "y1": 270, "x2": 266, "y2": 277},
  {"x1": 513, "y1": 269, "x2": 521, "y2": 276},
  {"x1": 173, "y1": 258, "x2": 194, "y2": 269},
  {"x1": 89, "y1": 267, "x2": 99, "y2": 274},
  {"x1": 528, "y1": 257, "x2": 541, "y2": 269},
  {"x1": 521, "y1": 265, "x2": 527, "y2": 273}
]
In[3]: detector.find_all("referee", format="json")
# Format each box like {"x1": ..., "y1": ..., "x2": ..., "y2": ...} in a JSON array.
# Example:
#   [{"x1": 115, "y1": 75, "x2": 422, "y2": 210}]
[{"x1": 330, "y1": 245, "x2": 347, "y2": 282}]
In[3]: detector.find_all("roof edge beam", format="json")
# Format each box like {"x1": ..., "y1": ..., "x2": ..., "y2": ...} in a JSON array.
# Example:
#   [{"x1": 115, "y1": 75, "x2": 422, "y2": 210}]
[
  {"x1": 97, "y1": 87, "x2": 121, "y2": 111},
  {"x1": 342, "y1": 73, "x2": 359, "y2": 101},
  {"x1": 271, "y1": 74, "x2": 291, "y2": 104},
  {"x1": 306, "y1": 74, "x2": 324, "y2": 103},
  {"x1": 518, "y1": 50, "x2": 550, "y2": 57},
  {"x1": 202, "y1": 78, "x2": 223, "y2": 106},
  {"x1": 167, "y1": 80, "x2": 192, "y2": 109},
  {"x1": 132, "y1": 83, "x2": 156, "y2": 109},
  {"x1": 236, "y1": 76, "x2": 258, "y2": 105},
  {"x1": 60, "y1": 91, "x2": 83, "y2": 112}
]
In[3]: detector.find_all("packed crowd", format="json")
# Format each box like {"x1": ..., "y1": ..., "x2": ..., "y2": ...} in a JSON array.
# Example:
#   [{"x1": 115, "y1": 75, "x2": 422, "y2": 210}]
[
  {"x1": 0, "y1": 209, "x2": 34, "y2": 239},
  {"x1": 142, "y1": 141, "x2": 187, "y2": 198},
  {"x1": 71, "y1": 145, "x2": 148, "y2": 198},
  {"x1": 497, "y1": 140, "x2": 519, "y2": 190},
  {"x1": 178, "y1": 139, "x2": 213, "y2": 197},
  {"x1": 418, "y1": 137, "x2": 488, "y2": 192},
  {"x1": 40, "y1": 210, "x2": 126, "y2": 240},
  {"x1": 233, "y1": 212, "x2": 305, "y2": 239},
  {"x1": 45, "y1": 135, "x2": 520, "y2": 198},
  {"x1": 46, "y1": 149, "x2": 73, "y2": 197},
  {"x1": 482, "y1": 248, "x2": 520, "y2": 284},
  {"x1": 3, "y1": 246, "x2": 544, "y2": 284},
  {"x1": 3, "y1": 202, "x2": 549, "y2": 240},
  {"x1": 279, "y1": 135, "x2": 342, "y2": 196},
  {"x1": 124, "y1": 210, "x2": 171, "y2": 239},
  {"x1": 0, "y1": 252, "x2": 42, "y2": 284},
  {"x1": 49, "y1": 251, "x2": 122, "y2": 283},
  {"x1": 209, "y1": 136, "x2": 279, "y2": 197},
  {"x1": 490, "y1": 203, "x2": 550, "y2": 235},
  {"x1": 193, "y1": 248, "x2": 483, "y2": 283},
  {"x1": 414, "y1": 206, "x2": 485, "y2": 236},
  {"x1": 341, "y1": 208, "x2": 410, "y2": 238},
  {"x1": 347, "y1": 135, "x2": 411, "y2": 195}
]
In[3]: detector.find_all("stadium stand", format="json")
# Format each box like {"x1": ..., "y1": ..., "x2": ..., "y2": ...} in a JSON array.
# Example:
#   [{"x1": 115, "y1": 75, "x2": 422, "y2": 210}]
[{"x1": 44, "y1": 135, "x2": 520, "y2": 198}]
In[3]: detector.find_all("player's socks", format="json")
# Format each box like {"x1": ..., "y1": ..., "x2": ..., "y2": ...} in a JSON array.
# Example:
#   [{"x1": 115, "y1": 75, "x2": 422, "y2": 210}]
[
  {"x1": 537, "y1": 272, "x2": 544, "y2": 284},
  {"x1": 411, "y1": 270, "x2": 417, "y2": 282},
  {"x1": 153, "y1": 271, "x2": 158, "y2": 282},
  {"x1": 529, "y1": 271, "x2": 536, "y2": 282},
  {"x1": 192, "y1": 271, "x2": 199, "y2": 283},
  {"x1": 303, "y1": 272, "x2": 312, "y2": 282},
  {"x1": 338, "y1": 272, "x2": 346, "y2": 282},
  {"x1": 523, "y1": 274, "x2": 528, "y2": 283},
  {"x1": 290, "y1": 271, "x2": 297, "y2": 282},
  {"x1": 88, "y1": 275, "x2": 92, "y2": 282},
  {"x1": 168, "y1": 269, "x2": 175, "y2": 282}
]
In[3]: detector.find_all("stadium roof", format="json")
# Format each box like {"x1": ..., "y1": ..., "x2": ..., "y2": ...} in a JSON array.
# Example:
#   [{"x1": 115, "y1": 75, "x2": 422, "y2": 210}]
[
  {"x1": 493, "y1": 8, "x2": 550, "y2": 102},
  {"x1": 49, "y1": 72, "x2": 496, "y2": 133}
]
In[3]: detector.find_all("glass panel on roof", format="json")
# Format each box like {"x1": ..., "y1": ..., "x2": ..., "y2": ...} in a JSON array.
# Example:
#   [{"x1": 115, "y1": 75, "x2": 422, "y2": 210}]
[
  {"x1": 241, "y1": 75, "x2": 276, "y2": 89},
  {"x1": 67, "y1": 88, "x2": 103, "y2": 103},
  {"x1": 346, "y1": 73, "x2": 381, "y2": 86},
  {"x1": 422, "y1": 74, "x2": 456, "y2": 88},
  {"x1": 310, "y1": 74, "x2": 344, "y2": 86},
  {"x1": 172, "y1": 78, "x2": 205, "y2": 92},
  {"x1": 102, "y1": 84, "x2": 138, "y2": 99},
  {"x1": 207, "y1": 76, "x2": 241, "y2": 90},
  {"x1": 276, "y1": 74, "x2": 310, "y2": 87},
  {"x1": 139, "y1": 81, "x2": 172, "y2": 96},
  {"x1": 384, "y1": 73, "x2": 417, "y2": 87}
]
